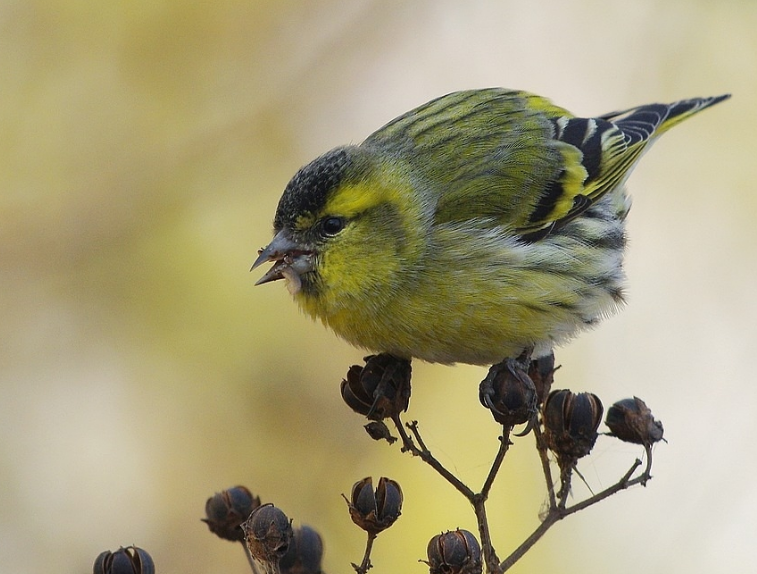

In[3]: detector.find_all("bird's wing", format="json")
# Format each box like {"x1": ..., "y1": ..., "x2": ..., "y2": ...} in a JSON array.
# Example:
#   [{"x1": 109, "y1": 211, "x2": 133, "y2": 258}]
[{"x1": 363, "y1": 89, "x2": 728, "y2": 241}]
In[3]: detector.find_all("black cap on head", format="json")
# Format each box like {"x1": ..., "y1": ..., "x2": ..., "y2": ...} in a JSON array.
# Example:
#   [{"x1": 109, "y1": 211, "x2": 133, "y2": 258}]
[{"x1": 274, "y1": 147, "x2": 355, "y2": 230}]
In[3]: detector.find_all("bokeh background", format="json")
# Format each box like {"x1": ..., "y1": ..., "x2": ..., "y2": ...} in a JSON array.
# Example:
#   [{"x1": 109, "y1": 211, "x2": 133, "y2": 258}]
[{"x1": 1, "y1": 1, "x2": 755, "y2": 572}]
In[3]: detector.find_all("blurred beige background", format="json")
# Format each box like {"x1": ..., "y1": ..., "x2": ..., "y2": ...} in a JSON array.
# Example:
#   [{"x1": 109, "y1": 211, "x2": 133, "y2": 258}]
[{"x1": 1, "y1": 1, "x2": 755, "y2": 572}]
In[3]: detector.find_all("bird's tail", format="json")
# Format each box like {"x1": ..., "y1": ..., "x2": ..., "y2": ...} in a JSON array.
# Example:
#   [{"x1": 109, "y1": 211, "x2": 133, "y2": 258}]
[{"x1": 600, "y1": 94, "x2": 731, "y2": 144}]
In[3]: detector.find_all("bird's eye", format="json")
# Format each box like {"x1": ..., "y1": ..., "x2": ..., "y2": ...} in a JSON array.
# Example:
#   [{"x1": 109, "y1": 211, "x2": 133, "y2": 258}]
[{"x1": 320, "y1": 216, "x2": 345, "y2": 237}]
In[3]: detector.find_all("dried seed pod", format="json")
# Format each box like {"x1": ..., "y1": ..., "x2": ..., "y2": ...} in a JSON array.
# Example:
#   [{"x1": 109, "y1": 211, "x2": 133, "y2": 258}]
[
  {"x1": 279, "y1": 525, "x2": 324, "y2": 574},
  {"x1": 203, "y1": 485, "x2": 261, "y2": 542},
  {"x1": 528, "y1": 352, "x2": 557, "y2": 405},
  {"x1": 479, "y1": 358, "x2": 537, "y2": 428},
  {"x1": 425, "y1": 529, "x2": 482, "y2": 574},
  {"x1": 543, "y1": 389, "x2": 603, "y2": 462},
  {"x1": 364, "y1": 420, "x2": 397, "y2": 444},
  {"x1": 346, "y1": 476, "x2": 403, "y2": 535},
  {"x1": 242, "y1": 504, "x2": 293, "y2": 565},
  {"x1": 340, "y1": 354, "x2": 411, "y2": 420},
  {"x1": 606, "y1": 397, "x2": 664, "y2": 446},
  {"x1": 93, "y1": 546, "x2": 155, "y2": 574}
]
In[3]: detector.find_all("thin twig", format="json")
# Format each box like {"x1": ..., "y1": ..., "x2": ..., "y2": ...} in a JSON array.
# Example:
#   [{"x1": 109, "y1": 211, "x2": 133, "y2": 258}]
[
  {"x1": 641, "y1": 444, "x2": 653, "y2": 485},
  {"x1": 499, "y1": 508, "x2": 562, "y2": 571},
  {"x1": 392, "y1": 416, "x2": 476, "y2": 500},
  {"x1": 559, "y1": 458, "x2": 645, "y2": 516},
  {"x1": 240, "y1": 541, "x2": 262, "y2": 574},
  {"x1": 481, "y1": 427, "x2": 511, "y2": 498},
  {"x1": 557, "y1": 464, "x2": 573, "y2": 509},
  {"x1": 391, "y1": 413, "x2": 417, "y2": 453},
  {"x1": 397, "y1": 419, "x2": 514, "y2": 573},
  {"x1": 532, "y1": 424, "x2": 556, "y2": 508},
  {"x1": 472, "y1": 494, "x2": 501, "y2": 574},
  {"x1": 573, "y1": 466, "x2": 595, "y2": 497},
  {"x1": 352, "y1": 532, "x2": 376, "y2": 574},
  {"x1": 499, "y1": 455, "x2": 652, "y2": 572}
]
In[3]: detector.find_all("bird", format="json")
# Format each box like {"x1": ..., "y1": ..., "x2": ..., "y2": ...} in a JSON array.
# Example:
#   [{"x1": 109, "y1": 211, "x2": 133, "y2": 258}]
[{"x1": 252, "y1": 88, "x2": 729, "y2": 366}]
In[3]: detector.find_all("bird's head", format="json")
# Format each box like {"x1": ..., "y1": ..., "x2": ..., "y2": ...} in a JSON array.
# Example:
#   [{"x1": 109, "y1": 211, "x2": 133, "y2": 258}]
[{"x1": 253, "y1": 146, "x2": 428, "y2": 317}]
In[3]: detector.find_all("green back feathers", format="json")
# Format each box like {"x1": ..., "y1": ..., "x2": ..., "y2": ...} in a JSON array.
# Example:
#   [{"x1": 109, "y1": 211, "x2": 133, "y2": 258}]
[
  {"x1": 363, "y1": 90, "x2": 569, "y2": 232},
  {"x1": 362, "y1": 89, "x2": 730, "y2": 241}
]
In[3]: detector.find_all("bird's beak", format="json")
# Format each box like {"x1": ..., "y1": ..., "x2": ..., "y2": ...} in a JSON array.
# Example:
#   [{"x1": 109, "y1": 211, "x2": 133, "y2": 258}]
[{"x1": 252, "y1": 229, "x2": 315, "y2": 295}]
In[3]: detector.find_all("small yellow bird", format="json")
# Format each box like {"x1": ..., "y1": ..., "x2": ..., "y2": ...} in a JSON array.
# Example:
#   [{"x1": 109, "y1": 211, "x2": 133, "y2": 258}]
[{"x1": 253, "y1": 89, "x2": 728, "y2": 365}]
